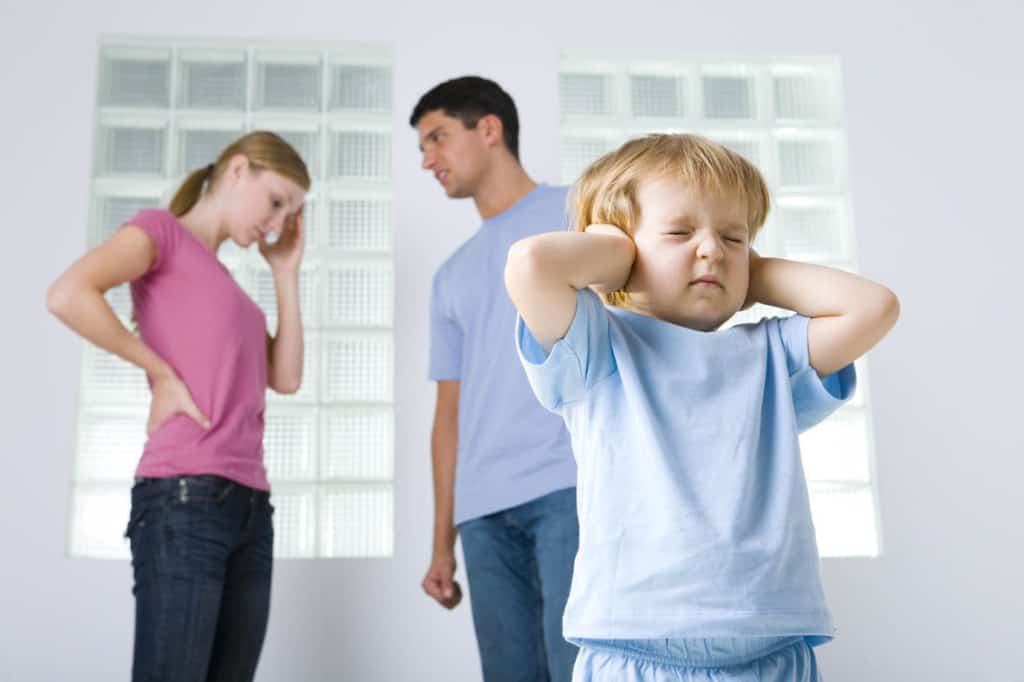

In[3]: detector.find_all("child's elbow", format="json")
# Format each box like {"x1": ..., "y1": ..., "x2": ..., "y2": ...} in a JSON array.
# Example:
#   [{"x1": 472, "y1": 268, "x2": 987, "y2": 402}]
[
  {"x1": 504, "y1": 238, "x2": 546, "y2": 297},
  {"x1": 872, "y1": 286, "x2": 901, "y2": 332}
]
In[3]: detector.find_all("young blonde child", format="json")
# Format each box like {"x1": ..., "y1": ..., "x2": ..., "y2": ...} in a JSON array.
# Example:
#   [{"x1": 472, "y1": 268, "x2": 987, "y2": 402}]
[{"x1": 505, "y1": 134, "x2": 899, "y2": 681}]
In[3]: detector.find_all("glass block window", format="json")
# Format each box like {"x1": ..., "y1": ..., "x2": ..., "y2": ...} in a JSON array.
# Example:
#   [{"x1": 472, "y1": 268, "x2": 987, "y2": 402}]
[
  {"x1": 74, "y1": 39, "x2": 395, "y2": 559},
  {"x1": 560, "y1": 55, "x2": 883, "y2": 558}
]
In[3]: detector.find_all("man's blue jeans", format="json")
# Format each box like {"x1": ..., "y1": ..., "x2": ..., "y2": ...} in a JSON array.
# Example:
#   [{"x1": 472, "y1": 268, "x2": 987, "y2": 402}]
[
  {"x1": 458, "y1": 487, "x2": 580, "y2": 682},
  {"x1": 125, "y1": 474, "x2": 274, "y2": 682}
]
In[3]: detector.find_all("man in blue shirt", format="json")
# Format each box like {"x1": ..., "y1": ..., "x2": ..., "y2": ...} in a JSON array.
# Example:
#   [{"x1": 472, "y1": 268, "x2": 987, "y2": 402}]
[{"x1": 411, "y1": 76, "x2": 579, "y2": 682}]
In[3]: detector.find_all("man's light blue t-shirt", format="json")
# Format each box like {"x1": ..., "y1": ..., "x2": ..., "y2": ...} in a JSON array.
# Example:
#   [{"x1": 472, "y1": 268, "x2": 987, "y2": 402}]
[
  {"x1": 516, "y1": 288, "x2": 856, "y2": 641},
  {"x1": 430, "y1": 184, "x2": 577, "y2": 525}
]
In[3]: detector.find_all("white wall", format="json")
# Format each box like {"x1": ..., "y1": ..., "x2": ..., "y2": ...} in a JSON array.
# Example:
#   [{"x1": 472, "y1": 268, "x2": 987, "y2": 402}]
[{"x1": 2, "y1": 0, "x2": 1021, "y2": 679}]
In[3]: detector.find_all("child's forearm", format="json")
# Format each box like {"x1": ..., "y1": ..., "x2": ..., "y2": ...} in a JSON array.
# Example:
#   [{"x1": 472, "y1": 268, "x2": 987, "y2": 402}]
[
  {"x1": 509, "y1": 228, "x2": 635, "y2": 292},
  {"x1": 505, "y1": 227, "x2": 634, "y2": 350},
  {"x1": 749, "y1": 256, "x2": 900, "y2": 376}
]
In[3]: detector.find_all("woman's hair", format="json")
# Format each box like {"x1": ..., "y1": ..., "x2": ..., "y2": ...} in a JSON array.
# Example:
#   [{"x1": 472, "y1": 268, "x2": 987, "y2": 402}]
[
  {"x1": 571, "y1": 133, "x2": 771, "y2": 307},
  {"x1": 168, "y1": 130, "x2": 312, "y2": 216}
]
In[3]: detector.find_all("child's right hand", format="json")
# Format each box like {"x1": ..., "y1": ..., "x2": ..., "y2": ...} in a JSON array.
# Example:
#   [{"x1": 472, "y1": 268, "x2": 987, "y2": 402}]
[{"x1": 147, "y1": 372, "x2": 211, "y2": 435}]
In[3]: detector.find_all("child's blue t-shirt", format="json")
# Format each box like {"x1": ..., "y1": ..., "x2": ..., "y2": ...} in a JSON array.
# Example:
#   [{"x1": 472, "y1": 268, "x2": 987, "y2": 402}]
[{"x1": 515, "y1": 288, "x2": 857, "y2": 641}]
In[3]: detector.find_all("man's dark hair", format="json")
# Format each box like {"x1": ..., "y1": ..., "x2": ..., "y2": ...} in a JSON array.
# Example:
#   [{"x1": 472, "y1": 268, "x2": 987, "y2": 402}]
[{"x1": 409, "y1": 76, "x2": 521, "y2": 160}]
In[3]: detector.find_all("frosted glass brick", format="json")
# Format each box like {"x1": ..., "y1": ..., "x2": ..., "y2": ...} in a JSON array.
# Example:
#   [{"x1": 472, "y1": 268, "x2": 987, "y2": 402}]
[
  {"x1": 703, "y1": 76, "x2": 755, "y2": 119},
  {"x1": 331, "y1": 131, "x2": 391, "y2": 179},
  {"x1": 177, "y1": 128, "x2": 239, "y2": 174},
  {"x1": 778, "y1": 203, "x2": 845, "y2": 261},
  {"x1": 322, "y1": 332, "x2": 393, "y2": 403},
  {"x1": 99, "y1": 51, "x2": 170, "y2": 108},
  {"x1": 800, "y1": 407, "x2": 872, "y2": 483},
  {"x1": 773, "y1": 74, "x2": 834, "y2": 121},
  {"x1": 809, "y1": 484, "x2": 879, "y2": 557},
  {"x1": 255, "y1": 59, "x2": 321, "y2": 111},
  {"x1": 324, "y1": 262, "x2": 393, "y2": 327},
  {"x1": 630, "y1": 75, "x2": 683, "y2": 118},
  {"x1": 322, "y1": 407, "x2": 393, "y2": 480},
  {"x1": 778, "y1": 139, "x2": 835, "y2": 188},
  {"x1": 269, "y1": 487, "x2": 316, "y2": 558},
  {"x1": 319, "y1": 485, "x2": 393, "y2": 557},
  {"x1": 98, "y1": 126, "x2": 165, "y2": 176},
  {"x1": 330, "y1": 65, "x2": 391, "y2": 111},
  {"x1": 560, "y1": 73, "x2": 613, "y2": 115},
  {"x1": 76, "y1": 410, "x2": 146, "y2": 481},
  {"x1": 69, "y1": 485, "x2": 131, "y2": 558},
  {"x1": 81, "y1": 345, "x2": 150, "y2": 403},
  {"x1": 263, "y1": 408, "x2": 317, "y2": 480},
  {"x1": 178, "y1": 53, "x2": 246, "y2": 110},
  {"x1": 561, "y1": 136, "x2": 615, "y2": 183},
  {"x1": 94, "y1": 196, "x2": 159, "y2": 245},
  {"x1": 327, "y1": 199, "x2": 391, "y2": 252}
]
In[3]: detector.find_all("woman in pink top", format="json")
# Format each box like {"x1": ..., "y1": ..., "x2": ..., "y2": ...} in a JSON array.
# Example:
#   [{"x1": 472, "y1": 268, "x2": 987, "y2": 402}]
[{"x1": 47, "y1": 131, "x2": 310, "y2": 682}]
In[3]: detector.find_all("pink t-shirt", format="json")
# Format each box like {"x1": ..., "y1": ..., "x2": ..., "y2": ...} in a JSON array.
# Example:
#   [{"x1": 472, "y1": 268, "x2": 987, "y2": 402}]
[{"x1": 128, "y1": 209, "x2": 270, "y2": 490}]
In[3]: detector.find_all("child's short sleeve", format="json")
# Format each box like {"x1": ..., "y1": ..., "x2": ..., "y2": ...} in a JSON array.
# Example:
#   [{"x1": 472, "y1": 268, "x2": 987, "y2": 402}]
[
  {"x1": 428, "y1": 269, "x2": 463, "y2": 381},
  {"x1": 124, "y1": 209, "x2": 180, "y2": 277},
  {"x1": 515, "y1": 288, "x2": 616, "y2": 411},
  {"x1": 776, "y1": 313, "x2": 857, "y2": 432}
]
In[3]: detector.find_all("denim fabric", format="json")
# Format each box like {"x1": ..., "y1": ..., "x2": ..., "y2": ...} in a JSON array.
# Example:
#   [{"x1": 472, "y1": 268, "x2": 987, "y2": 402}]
[
  {"x1": 458, "y1": 487, "x2": 580, "y2": 682},
  {"x1": 125, "y1": 475, "x2": 274, "y2": 682}
]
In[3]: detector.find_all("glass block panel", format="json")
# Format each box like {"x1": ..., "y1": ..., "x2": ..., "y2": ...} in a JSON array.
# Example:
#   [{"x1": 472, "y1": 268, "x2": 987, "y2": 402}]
[
  {"x1": 94, "y1": 196, "x2": 159, "y2": 245},
  {"x1": 266, "y1": 334, "x2": 319, "y2": 405},
  {"x1": 98, "y1": 126, "x2": 165, "y2": 176},
  {"x1": 81, "y1": 345, "x2": 150, "y2": 403},
  {"x1": 774, "y1": 74, "x2": 833, "y2": 121},
  {"x1": 251, "y1": 265, "x2": 319, "y2": 330},
  {"x1": 256, "y1": 59, "x2": 322, "y2": 111},
  {"x1": 332, "y1": 131, "x2": 391, "y2": 179},
  {"x1": 323, "y1": 332, "x2": 393, "y2": 403},
  {"x1": 778, "y1": 203, "x2": 844, "y2": 261},
  {"x1": 76, "y1": 410, "x2": 146, "y2": 481},
  {"x1": 324, "y1": 262, "x2": 393, "y2": 327},
  {"x1": 177, "y1": 128, "x2": 239, "y2": 175},
  {"x1": 703, "y1": 76, "x2": 755, "y2": 119},
  {"x1": 560, "y1": 73, "x2": 613, "y2": 115},
  {"x1": 178, "y1": 55, "x2": 246, "y2": 110},
  {"x1": 319, "y1": 485, "x2": 393, "y2": 557},
  {"x1": 327, "y1": 198, "x2": 392, "y2": 252},
  {"x1": 809, "y1": 483, "x2": 879, "y2": 557},
  {"x1": 778, "y1": 139, "x2": 836, "y2": 188},
  {"x1": 263, "y1": 408, "x2": 317, "y2": 480},
  {"x1": 269, "y1": 487, "x2": 316, "y2": 558},
  {"x1": 322, "y1": 407, "x2": 393, "y2": 480},
  {"x1": 330, "y1": 65, "x2": 391, "y2": 111},
  {"x1": 69, "y1": 485, "x2": 131, "y2": 558},
  {"x1": 800, "y1": 407, "x2": 872, "y2": 483},
  {"x1": 561, "y1": 136, "x2": 615, "y2": 183},
  {"x1": 630, "y1": 75, "x2": 683, "y2": 118},
  {"x1": 99, "y1": 52, "x2": 170, "y2": 108}
]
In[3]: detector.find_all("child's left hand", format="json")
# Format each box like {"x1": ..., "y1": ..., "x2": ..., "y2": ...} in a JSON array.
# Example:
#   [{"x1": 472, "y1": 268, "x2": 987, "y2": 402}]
[{"x1": 259, "y1": 206, "x2": 305, "y2": 274}]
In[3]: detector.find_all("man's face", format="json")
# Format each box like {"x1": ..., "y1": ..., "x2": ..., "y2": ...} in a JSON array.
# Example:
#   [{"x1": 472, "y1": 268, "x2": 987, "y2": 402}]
[
  {"x1": 416, "y1": 109, "x2": 491, "y2": 199},
  {"x1": 625, "y1": 175, "x2": 752, "y2": 331}
]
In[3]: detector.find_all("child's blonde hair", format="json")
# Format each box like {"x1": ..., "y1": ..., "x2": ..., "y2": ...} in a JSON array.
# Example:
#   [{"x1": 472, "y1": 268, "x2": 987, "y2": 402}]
[{"x1": 572, "y1": 133, "x2": 770, "y2": 307}]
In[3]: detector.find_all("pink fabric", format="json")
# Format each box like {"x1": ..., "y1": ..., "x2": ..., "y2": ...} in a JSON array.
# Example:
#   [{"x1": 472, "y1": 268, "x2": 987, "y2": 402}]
[{"x1": 128, "y1": 209, "x2": 270, "y2": 490}]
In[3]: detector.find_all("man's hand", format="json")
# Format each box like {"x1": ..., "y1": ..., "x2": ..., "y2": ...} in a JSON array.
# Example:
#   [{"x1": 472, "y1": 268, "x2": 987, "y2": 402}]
[{"x1": 422, "y1": 552, "x2": 463, "y2": 609}]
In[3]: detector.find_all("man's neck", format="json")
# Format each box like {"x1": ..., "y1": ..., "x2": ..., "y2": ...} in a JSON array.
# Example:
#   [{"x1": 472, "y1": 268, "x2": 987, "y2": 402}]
[{"x1": 472, "y1": 160, "x2": 538, "y2": 220}]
